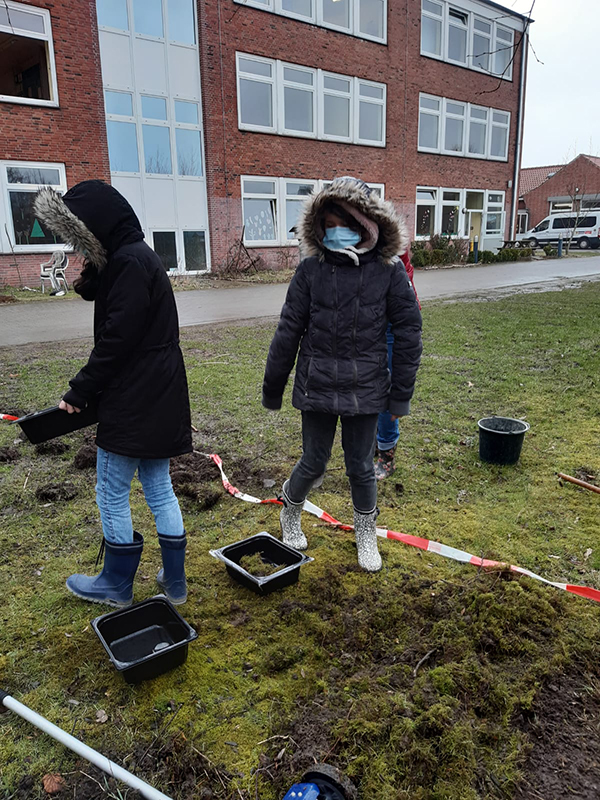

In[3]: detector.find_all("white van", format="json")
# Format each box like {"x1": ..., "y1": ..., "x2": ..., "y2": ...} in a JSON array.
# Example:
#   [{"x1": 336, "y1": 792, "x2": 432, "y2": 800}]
[{"x1": 517, "y1": 212, "x2": 600, "y2": 250}]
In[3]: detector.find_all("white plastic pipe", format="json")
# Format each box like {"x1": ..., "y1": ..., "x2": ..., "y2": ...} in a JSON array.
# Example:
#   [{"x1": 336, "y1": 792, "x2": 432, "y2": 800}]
[{"x1": 1, "y1": 693, "x2": 173, "y2": 800}]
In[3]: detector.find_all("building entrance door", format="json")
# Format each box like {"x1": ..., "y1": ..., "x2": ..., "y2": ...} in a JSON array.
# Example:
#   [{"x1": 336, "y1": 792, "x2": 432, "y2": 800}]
[{"x1": 464, "y1": 191, "x2": 484, "y2": 246}]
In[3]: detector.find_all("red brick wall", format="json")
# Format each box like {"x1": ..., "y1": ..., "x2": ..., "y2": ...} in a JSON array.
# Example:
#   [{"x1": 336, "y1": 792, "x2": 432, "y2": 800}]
[
  {"x1": 0, "y1": 0, "x2": 109, "y2": 287},
  {"x1": 522, "y1": 156, "x2": 600, "y2": 228},
  {"x1": 198, "y1": 0, "x2": 525, "y2": 270}
]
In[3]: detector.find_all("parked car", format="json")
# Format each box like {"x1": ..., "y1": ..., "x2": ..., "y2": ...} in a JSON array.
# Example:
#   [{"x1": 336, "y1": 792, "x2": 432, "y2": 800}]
[{"x1": 517, "y1": 211, "x2": 600, "y2": 250}]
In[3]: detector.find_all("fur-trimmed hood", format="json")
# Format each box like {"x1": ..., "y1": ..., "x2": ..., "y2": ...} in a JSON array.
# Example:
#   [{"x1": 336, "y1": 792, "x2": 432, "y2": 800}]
[
  {"x1": 298, "y1": 176, "x2": 410, "y2": 265},
  {"x1": 34, "y1": 180, "x2": 144, "y2": 269}
]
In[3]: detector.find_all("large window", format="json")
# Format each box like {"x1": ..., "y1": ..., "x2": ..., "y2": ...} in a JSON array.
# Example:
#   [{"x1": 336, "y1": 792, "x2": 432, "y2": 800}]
[
  {"x1": 1, "y1": 161, "x2": 67, "y2": 252},
  {"x1": 242, "y1": 176, "x2": 384, "y2": 246},
  {"x1": 236, "y1": 54, "x2": 386, "y2": 147},
  {"x1": 152, "y1": 229, "x2": 208, "y2": 272},
  {"x1": 233, "y1": 0, "x2": 387, "y2": 43},
  {"x1": 415, "y1": 186, "x2": 505, "y2": 240},
  {"x1": 0, "y1": 1, "x2": 58, "y2": 106},
  {"x1": 418, "y1": 94, "x2": 510, "y2": 161},
  {"x1": 420, "y1": 0, "x2": 517, "y2": 81},
  {"x1": 98, "y1": 0, "x2": 196, "y2": 43}
]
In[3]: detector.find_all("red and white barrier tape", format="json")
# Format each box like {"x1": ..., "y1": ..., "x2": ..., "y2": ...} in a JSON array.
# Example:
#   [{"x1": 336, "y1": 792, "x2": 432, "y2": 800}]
[
  {"x1": 0, "y1": 414, "x2": 18, "y2": 421},
  {"x1": 207, "y1": 453, "x2": 600, "y2": 605}
]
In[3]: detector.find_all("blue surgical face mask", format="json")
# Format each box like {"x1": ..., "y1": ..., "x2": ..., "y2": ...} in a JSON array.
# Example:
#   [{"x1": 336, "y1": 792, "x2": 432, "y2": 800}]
[{"x1": 323, "y1": 226, "x2": 361, "y2": 250}]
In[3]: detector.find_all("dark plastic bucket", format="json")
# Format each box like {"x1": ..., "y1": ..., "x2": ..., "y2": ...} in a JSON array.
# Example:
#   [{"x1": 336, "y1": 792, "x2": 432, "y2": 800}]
[{"x1": 478, "y1": 417, "x2": 530, "y2": 465}]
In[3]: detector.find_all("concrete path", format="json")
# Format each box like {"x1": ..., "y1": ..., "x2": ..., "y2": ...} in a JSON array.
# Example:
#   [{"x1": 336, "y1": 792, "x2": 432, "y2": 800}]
[{"x1": 2, "y1": 255, "x2": 600, "y2": 347}]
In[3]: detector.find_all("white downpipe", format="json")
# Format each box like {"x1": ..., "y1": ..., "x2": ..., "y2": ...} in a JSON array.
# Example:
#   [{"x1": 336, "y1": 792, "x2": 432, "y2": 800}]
[
  {"x1": 2, "y1": 694, "x2": 174, "y2": 800},
  {"x1": 510, "y1": 25, "x2": 530, "y2": 240}
]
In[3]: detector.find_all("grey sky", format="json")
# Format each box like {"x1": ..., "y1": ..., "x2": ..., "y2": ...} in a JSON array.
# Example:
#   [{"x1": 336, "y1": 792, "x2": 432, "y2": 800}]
[{"x1": 508, "y1": 0, "x2": 600, "y2": 167}]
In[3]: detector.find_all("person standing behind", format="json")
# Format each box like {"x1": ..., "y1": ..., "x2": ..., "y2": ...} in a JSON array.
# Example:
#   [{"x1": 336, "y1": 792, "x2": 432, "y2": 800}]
[
  {"x1": 262, "y1": 177, "x2": 422, "y2": 572},
  {"x1": 35, "y1": 180, "x2": 192, "y2": 607}
]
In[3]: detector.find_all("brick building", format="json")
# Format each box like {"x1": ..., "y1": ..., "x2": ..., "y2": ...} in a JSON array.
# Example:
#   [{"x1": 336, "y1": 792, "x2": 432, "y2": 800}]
[
  {"x1": 0, "y1": 0, "x2": 530, "y2": 287},
  {"x1": 518, "y1": 154, "x2": 600, "y2": 233}
]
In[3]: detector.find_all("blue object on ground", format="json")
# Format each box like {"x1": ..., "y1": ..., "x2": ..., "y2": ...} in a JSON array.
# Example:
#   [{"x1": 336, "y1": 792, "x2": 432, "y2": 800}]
[{"x1": 282, "y1": 783, "x2": 321, "y2": 800}]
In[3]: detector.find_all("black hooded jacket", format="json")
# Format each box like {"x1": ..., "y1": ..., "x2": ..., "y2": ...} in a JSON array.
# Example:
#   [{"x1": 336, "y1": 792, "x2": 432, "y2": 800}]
[
  {"x1": 262, "y1": 179, "x2": 422, "y2": 417},
  {"x1": 35, "y1": 181, "x2": 192, "y2": 459}
]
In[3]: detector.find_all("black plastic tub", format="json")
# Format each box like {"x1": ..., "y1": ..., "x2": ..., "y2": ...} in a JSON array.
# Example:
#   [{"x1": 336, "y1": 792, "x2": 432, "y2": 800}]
[
  {"x1": 92, "y1": 595, "x2": 197, "y2": 684},
  {"x1": 478, "y1": 416, "x2": 530, "y2": 465},
  {"x1": 210, "y1": 532, "x2": 313, "y2": 595},
  {"x1": 15, "y1": 398, "x2": 99, "y2": 444}
]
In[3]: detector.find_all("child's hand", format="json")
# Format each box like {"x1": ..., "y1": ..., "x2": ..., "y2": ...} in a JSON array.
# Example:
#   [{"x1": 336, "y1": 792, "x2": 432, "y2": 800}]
[{"x1": 59, "y1": 399, "x2": 81, "y2": 414}]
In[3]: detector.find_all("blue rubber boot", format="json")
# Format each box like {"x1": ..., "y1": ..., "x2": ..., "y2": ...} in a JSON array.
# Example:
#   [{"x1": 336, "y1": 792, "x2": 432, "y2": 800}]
[
  {"x1": 66, "y1": 532, "x2": 143, "y2": 608},
  {"x1": 156, "y1": 533, "x2": 187, "y2": 605}
]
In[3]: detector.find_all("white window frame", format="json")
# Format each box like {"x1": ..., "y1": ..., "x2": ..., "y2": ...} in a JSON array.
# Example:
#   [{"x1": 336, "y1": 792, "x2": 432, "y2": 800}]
[
  {"x1": 418, "y1": 93, "x2": 510, "y2": 161},
  {"x1": 415, "y1": 186, "x2": 438, "y2": 239},
  {"x1": 419, "y1": 0, "x2": 518, "y2": 81},
  {"x1": 237, "y1": 53, "x2": 386, "y2": 147},
  {"x1": 447, "y1": 6, "x2": 468, "y2": 66},
  {"x1": 418, "y1": 94, "x2": 441, "y2": 152},
  {"x1": 320, "y1": 71, "x2": 353, "y2": 143},
  {"x1": 485, "y1": 190, "x2": 505, "y2": 235},
  {"x1": 415, "y1": 186, "x2": 506, "y2": 240},
  {"x1": 421, "y1": 0, "x2": 443, "y2": 57},
  {"x1": 0, "y1": 0, "x2": 59, "y2": 107},
  {"x1": 241, "y1": 176, "x2": 385, "y2": 246},
  {"x1": 0, "y1": 160, "x2": 67, "y2": 253},
  {"x1": 279, "y1": 62, "x2": 317, "y2": 139},
  {"x1": 233, "y1": 0, "x2": 387, "y2": 44},
  {"x1": 517, "y1": 210, "x2": 529, "y2": 235},
  {"x1": 467, "y1": 104, "x2": 488, "y2": 157},
  {"x1": 150, "y1": 227, "x2": 210, "y2": 273}
]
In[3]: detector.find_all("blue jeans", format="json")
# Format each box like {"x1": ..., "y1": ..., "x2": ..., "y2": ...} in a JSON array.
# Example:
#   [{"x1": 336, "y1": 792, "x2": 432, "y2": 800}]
[
  {"x1": 287, "y1": 411, "x2": 378, "y2": 513},
  {"x1": 96, "y1": 446, "x2": 184, "y2": 544},
  {"x1": 377, "y1": 326, "x2": 399, "y2": 451}
]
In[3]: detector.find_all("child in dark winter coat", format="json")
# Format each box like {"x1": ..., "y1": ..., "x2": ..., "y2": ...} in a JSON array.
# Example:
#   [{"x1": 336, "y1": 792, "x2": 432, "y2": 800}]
[
  {"x1": 35, "y1": 180, "x2": 192, "y2": 607},
  {"x1": 262, "y1": 177, "x2": 422, "y2": 571}
]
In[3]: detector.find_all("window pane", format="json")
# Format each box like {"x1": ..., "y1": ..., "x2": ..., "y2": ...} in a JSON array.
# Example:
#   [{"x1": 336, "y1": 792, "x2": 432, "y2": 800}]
[
  {"x1": 359, "y1": 102, "x2": 383, "y2": 142},
  {"x1": 286, "y1": 199, "x2": 304, "y2": 239},
  {"x1": 168, "y1": 0, "x2": 195, "y2": 44},
  {"x1": 494, "y1": 43, "x2": 512, "y2": 76},
  {"x1": 422, "y1": 0, "x2": 442, "y2": 14},
  {"x1": 176, "y1": 128, "x2": 202, "y2": 175},
  {"x1": 474, "y1": 18, "x2": 491, "y2": 33},
  {"x1": 175, "y1": 100, "x2": 199, "y2": 124},
  {"x1": 324, "y1": 93, "x2": 350, "y2": 137},
  {"x1": 10, "y1": 192, "x2": 63, "y2": 246},
  {"x1": 486, "y1": 213, "x2": 502, "y2": 233},
  {"x1": 142, "y1": 96, "x2": 168, "y2": 119},
  {"x1": 416, "y1": 205, "x2": 435, "y2": 237},
  {"x1": 420, "y1": 96, "x2": 440, "y2": 111},
  {"x1": 493, "y1": 111, "x2": 509, "y2": 124},
  {"x1": 491, "y1": 125, "x2": 508, "y2": 158},
  {"x1": 0, "y1": 7, "x2": 45, "y2": 33},
  {"x1": 243, "y1": 198, "x2": 277, "y2": 241},
  {"x1": 283, "y1": 67, "x2": 313, "y2": 86},
  {"x1": 183, "y1": 231, "x2": 207, "y2": 271},
  {"x1": 0, "y1": 33, "x2": 51, "y2": 100},
  {"x1": 470, "y1": 107, "x2": 487, "y2": 120},
  {"x1": 473, "y1": 33, "x2": 489, "y2": 70},
  {"x1": 105, "y1": 90, "x2": 133, "y2": 116},
  {"x1": 107, "y1": 120, "x2": 139, "y2": 171},
  {"x1": 468, "y1": 121, "x2": 486, "y2": 155},
  {"x1": 360, "y1": 83, "x2": 384, "y2": 99},
  {"x1": 323, "y1": 0, "x2": 350, "y2": 29},
  {"x1": 286, "y1": 183, "x2": 314, "y2": 195},
  {"x1": 97, "y1": 0, "x2": 129, "y2": 30},
  {"x1": 240, "y1": 78, "x2": 273, "y2": 127},
  {"x1": 446, "y1": 102, "x2": 464, "y2": 116},
  {"x1": 421, "y1": 15, "x2": 441, "y2": 55},
  {"x1": 153, "y1": 231, "x2": 178, "y2": 270},
  {"x1": 282, "y1": 0, "x2": 312, "y2": 17},
  {"x1": 324, "y1": 75, "x2": 350, "y2": 92},
  {"x1": 6, "y1": 166, "x2": 61, "y2": 185},
  {"x1": 441, "y1": 205, "x2": 459, "y2": 235},
  {"x1": 488, "y1": 193, "x2": 503, "y2": 204},
  {"x1": 448, "y1": 24, "x2": 467, "y2": 62},
  {"x1": 243, "y1": 180, "x2": 276, "y2": 194},
  {"x1": 417, "y1": 188, "x2": 436, "y2": 201},
  {"x1": 449, "y1": 8, "x2": 467, "y2": 24},
  {"x1": 444, "y1": 117, "x2": 463, "y2": 152},
  {"x1": 238, "y1": 57, "x2": 272, "y2": 77},
  {"x1": 497, "y1": 27, "x2": 513, "y2": 42},
  {"x1": 284, "y1": 87, "x2": 313, "y2": 132},
  {"x1": 419, "y1": 113, "x2": 438, "y2": 149},
  {"x1": 133, "y1": 0, "x2": 163, "y2": 37},
  {"x1": 360, "y1": 0, "x2": 384, "y2": 39},
  {"x1": 443, "y1": 191, "x2": 460, "y2": 201},
  {"x1": 142, "y1": 125, "x2": 172, "y2": 173}
]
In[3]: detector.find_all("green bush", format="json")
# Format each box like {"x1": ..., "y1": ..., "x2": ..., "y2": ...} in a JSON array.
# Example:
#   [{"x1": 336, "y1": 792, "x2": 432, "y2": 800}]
[
  {"x1": 518, "y1": 247, "x2": 533, "y2": 259},
  {"x1": 543, "y1": 244, "x2": 557, "y2": 257},
  {"x1": 429, "y1": 234, "x2": 453, "y2": 252},
  {"x1": 411, "y1": 249, "x2": 427, "y2": 268},
  {"x1": 480, "y1": 250, "x2": 498, "y2": 264},
  {"x1": 431, "y1": 249, "x2": 447, "y2": 265}
]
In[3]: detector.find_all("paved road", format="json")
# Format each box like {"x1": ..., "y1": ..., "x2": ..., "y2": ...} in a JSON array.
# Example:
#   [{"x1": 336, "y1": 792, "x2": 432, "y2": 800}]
[{"x1": 2, "y1": 255, "x2": 600, "y2": 347}]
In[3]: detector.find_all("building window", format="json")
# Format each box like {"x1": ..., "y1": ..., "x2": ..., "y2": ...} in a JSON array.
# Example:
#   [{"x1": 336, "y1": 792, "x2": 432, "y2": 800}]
[
  {"x1": 420, "y1": 0, "x2": 518, "y2": 81},
  {"x1": 97, "y1": 0, "x2": 129, "y2": 30},
  {"x1": 0, "y1": 1, "x2": 58, "y2": 106},
  {"x1": 415, "y1": 187, "x2": 505, "y2": 240},
  {"x1": 242, "y1": 176, "x2": 384, "y2": 246},
  {"x1": 418, "y1": 93, "x2": 510, "y2": 161},
  {"x1": 517, "y1": 211, "x2": 529, "y2": 235},
  {"x1": 152, "y1": 229, "x2": 208, "y2": 272},
  {"x1": 153, "y1": 231, "x2": 178, "y2": 270},
  {"x1": 1, "y1": 160, "x2": 67, "y2": 251},
  {"x1": 549, "y1": 200, "x2": 573, "y2": 214},
  {"x1": 183, "y1": 230, "x2": 207, "y2": 270},
  {"x1": 233, "y1": 0, "x2": 387, "y2": 44},
  {"x1": 237, "y1": 54, "x2": 386, "y2": 147}
]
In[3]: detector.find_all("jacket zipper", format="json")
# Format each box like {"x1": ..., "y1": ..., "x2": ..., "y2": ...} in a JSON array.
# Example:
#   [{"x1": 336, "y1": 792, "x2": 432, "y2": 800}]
[
  {"x1": 351, "y1": 267, "x2": 364, "y2": 413},
  {"x1": 305, "y1": 356, "x2": 314, "y2": 397},
  {"x1": 332, "y1": 264, "x2": 338, "y2": 415}
]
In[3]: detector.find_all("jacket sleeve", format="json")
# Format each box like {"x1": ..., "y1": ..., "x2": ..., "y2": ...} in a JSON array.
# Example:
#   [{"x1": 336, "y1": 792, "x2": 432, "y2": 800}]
[
  {"x1": 262, "y1": 262, "x2": 311, "y2": 409},
  {"x1": 386, "y1": 263, "x2": 423, "y2": 417},
  {"x1": 63, "y1": 255, "x2": 151, "y2": 408}
]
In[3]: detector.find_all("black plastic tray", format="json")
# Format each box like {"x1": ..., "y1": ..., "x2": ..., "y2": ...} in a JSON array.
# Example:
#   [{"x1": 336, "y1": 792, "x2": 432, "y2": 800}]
[
  {"x1": 92, "y1": 595, "x2": 197, "y2": 684},
  {"x1": 210, "y1": 532, "x2": 313, "y2": 595},
  {"x1": 15, "y1": 397, "x2": 99, "y2": 444}
]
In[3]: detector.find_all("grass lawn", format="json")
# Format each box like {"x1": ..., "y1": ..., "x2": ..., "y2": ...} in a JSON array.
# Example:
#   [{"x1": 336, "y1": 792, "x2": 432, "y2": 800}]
[{"x1": 0, "y1": 283, "x2": 599, "y2": 800}]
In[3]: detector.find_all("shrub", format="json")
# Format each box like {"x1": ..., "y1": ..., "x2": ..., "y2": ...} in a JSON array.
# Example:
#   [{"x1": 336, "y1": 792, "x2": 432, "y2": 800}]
[
  {"x1": 411, "y1": 249, "x2": 427, "y2": 268},
  {"x1": 543, "y1": 245, "x2": 557, "y2": 257},
  {"x1": 480, "y1": 250, "x2": 498, "y2": 264},
  {"x1": 429, "y1": 234, "x2": 453, "y2": 252},
  {"x1": 518, "y1": 248, "x2": 533, "y2": 259},
  {"x1": 431, "y1": 249, "x2": 447, "y2": 265}
]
